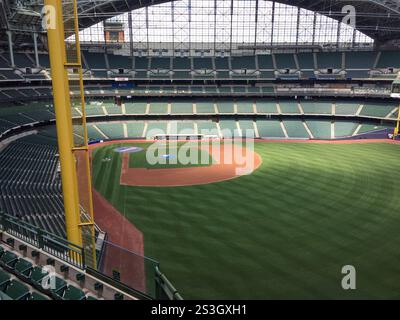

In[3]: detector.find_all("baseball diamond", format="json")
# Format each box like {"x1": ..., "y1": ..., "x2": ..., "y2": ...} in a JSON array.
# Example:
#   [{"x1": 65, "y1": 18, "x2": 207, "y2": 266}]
[{"x1": 1, "y1": 0, "x2": 400, "y2": 305}]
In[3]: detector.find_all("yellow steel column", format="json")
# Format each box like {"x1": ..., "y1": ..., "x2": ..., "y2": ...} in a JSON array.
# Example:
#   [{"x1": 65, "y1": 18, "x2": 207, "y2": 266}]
[
  {"x1": 394, "y1": 104, "x2": 400, "y2": 140},
  {"x1": 44, "y1": 0, "x2": 82, "y2": 246}
]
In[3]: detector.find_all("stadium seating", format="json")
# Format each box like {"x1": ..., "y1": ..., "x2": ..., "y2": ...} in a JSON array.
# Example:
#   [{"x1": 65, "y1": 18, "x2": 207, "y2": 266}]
[
  {"x1": 256, "y1": 120, "x2": 286, "y2": 138},
  {"x1": 282, "y1": 120, "x2": 310, "y2": 139},
  {"x1": 306, "y1": 120, "x2": 332, "y2": 139},
  {"x1": 275, "y1": 53, "x2": 296, "y2": 70},
  {"x1": 359, "y1": 102, "x2": 397, "y2": 118},
  {"x1": 256, "y1": 100, "x2": 278, "y2": 114},
  {"x1": 316, "y1": 52, "x2": 342, "y2": 69},
  {"x1": 335, "y1": 101, "x2": 362, "y2": 115},
  {"x1": 0, "y1": 135, "x2": 66, "y2": 237},
  {"x1": 125, "y1": 101, "x2": 147, "y2": 115},
  {"x1": 126, "y1": 122, "x2": 145, "y2": 137},
  {"x1": 376, "y1": 51, "x2": 400, "y2": 69},
  {"x1": 334, "y1": 121, "x2": 358, "y2": 138},
  {"x1": 96, "y1": 123, "x2": 125, "y2": 139},
  {"x1": 0, "y1": 50, "x2": 400, "y2": 84},
  {"x1": 148, "y1": 102, "x2": 169, "y2": 115},
  {"x1": 216, "y1": 101, "x2": 235, "y2": 114},
  {"x1": 0, "y1": 244, "x2": 106, "y2": 300},
  {"x1": 170, "y1": 101, "x2": 194, "y2": 114},
  {"x1": 196, "y1": 101, "x2": 216, "y2": 114},
  {"x1": 300, "y1": 101, "x2": 332, "y2": 115},
  {"x1": 279, "y1": 100, "x2": 301, "y2": 114},
  {"x1": 236, "y1": 101, "x2": 255, "y2": 114}
]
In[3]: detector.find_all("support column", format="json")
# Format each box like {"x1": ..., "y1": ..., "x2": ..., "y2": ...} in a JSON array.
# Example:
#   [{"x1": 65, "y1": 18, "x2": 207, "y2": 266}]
[
  {"x1": 33, "y1": 32, "x2": 40, "y2": 68},
  {"x1": 6, "y1": 31, "x2": 14, "y2": 67}
]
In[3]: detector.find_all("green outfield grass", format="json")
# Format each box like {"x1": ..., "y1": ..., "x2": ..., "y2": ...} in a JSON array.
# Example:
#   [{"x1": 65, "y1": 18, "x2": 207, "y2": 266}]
[{"x1": 92, "y1": 141, "x2": 400, "y2": 299}]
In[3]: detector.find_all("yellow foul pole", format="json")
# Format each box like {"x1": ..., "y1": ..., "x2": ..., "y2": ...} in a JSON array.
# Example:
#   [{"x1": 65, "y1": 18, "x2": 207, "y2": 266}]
[
  {"x1": 44, "y1": 0, "x2": 96, "y2": 268},
  {"x1": 45, "y1": 0, "x2": 82, "y2": 246}
]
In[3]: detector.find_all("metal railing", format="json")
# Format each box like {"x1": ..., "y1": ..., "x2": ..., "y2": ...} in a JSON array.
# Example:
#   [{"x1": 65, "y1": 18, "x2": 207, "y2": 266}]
[
  {"x1": 0, "y1": 211, "x2": 85, "y2": 269},
  {"x1": 0, "y1": 211, "x2": 183, "y2": 300}
]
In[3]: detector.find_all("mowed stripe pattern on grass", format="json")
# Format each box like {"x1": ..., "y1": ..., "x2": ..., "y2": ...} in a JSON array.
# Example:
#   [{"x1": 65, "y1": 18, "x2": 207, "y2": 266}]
[{"x1": 92, "y1": 142, "x2": 400, "y2": 299}]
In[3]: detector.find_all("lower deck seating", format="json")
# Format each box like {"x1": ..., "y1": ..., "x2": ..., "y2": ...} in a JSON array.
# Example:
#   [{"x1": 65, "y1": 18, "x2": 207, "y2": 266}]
[
  {"x1": 83, "y1": 120, "x2": 392, "y2": 141},
  {"x1": 96, "y1": 123, "x2": 125, "y2": 139},
  {"x1": 306, "y1": 120, "x2": 332, "y2": 139},
  {"x1": 256, "y1": 120, "x2": 285, "y2": 138},
  {"x1": 283, "y1": 120, "x2": 309, "y2": 138},
  {"x1": 334, "y1": 121, "x2": 358, "y2": 138}
]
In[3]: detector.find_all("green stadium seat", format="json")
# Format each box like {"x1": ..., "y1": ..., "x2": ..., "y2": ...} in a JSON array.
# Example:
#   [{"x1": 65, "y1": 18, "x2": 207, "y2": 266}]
[
  {"x1": 306, "y1": 120, "x2": 332, "y2": 139},
  {"x1": 197, "y1": 121, "x2": 219, "y2": 136},
  {"x1": 146, "y1": 122, "x2": 168, "y2": 137},
  {"x1": 150, "y1": 57, "x2": 171, "y2": 70},
  {"x1": 219, "y1": 120, "x2": 240, "y2": 138},
  {"x1": 238, "y1": 120, "x2": 256, "y2": 138},
  {"x1": 256, "y1": 120, "x2": 285, "y2": 138},
  {"x1": 14, "y1": 258, "x2": 33, "y2": 281},
  {"x1": 30, "y1": 266, "x2": 49, "y2": 288},
  {"x1": 231, "y1": 56, "x2": 256, "y2": 69},
  {"x1": 275, "y1": 53, "x2": 296, "y2": 69},
  {"x1": 196, "y1": 101, "x2": 215, "y2": 114},
  {"x1": 283, "y1": 120, "x2": 309, "y2": 139},
  {"x1": 87, "y1": 125, "x2": 106, "y2": 141},
  {"x1": 171, "y1": 122, "x2": 195, "y2": 135},
  {"x1": 126, "y1": 122, "x2": 145, "y2": 137},
  {"x1": 376, "y1": 51, "x2": 400, "y2": 68},
  {"x1": 279, "y1": 101, "x2": 300, "y2": 114},
  {"x1": 87, "y1": 295, "x2": 98, "y2": 300},
  {"x1": 85, "y1": 105, "x2": 105, "y2": 116},
  {"x1": 170, "y1": 101, "x2": 194, "y2": 114},
  {"x1": 218, "y1": 86, "x2": 232, "y2": 94},
  {"x1": 49, "y1": 277, "x2": 67, "y2": 299},
  {"x1": 359, "y1": 103, "x2": 396, "y2": 118},
  {"x1": 104, "y1": 104, "x2": 123, "y2": 115},
  {"x1": 334, "y1": 121, "x2": 358, "y2": 138},
  {"x1": 247, "y1": 87, "x2": 261, "y2": 93},
  {"x1": 125, "y1": 102, "x2": 147, "y2": 115},
  {"x1": 1, "y1": 279, "x2": 30, "y2": 300},
  {"x1": 301, "y1": 101, "x2": 332, "y2": 115},
  {"x1": 345, "y1": 51, "x2": 376, "y2": 69},
  {"x1": 0, "y1": 269, "x2": 11, "y2": 287},
  {"x1": 173, "y1": 57, "x2": 191, "y2": 69},
  {"x1": 297, "y1": 53, "x2": 314, "y2": 69},
  {"x1": 216, "y1": 101, "x2": 234, "y2": 114},
  {"x1": 0, "y1": 251, "x2": 18, "y2": 269},
  {"x1": 335, "y1": 101, "x2": 361, "y2": 115},
  {"x1": 256, "y1": 100, "x2": 278, "y2": 114},
  {"x1": 96, "y1": 123, "x2": 124, "y2": 139},
  {"x1": 55, "y1": 285, "x2": 85, "y2": 300},
  {"x1": 317, "y1": 52, "x2": 342, "y2": 69},
  {"x1": 215, "y1": 57, "x2": 229, "y2": 69},
  {"x1": 236, "y1": 101, "x2": 254, "y2": 114},
  {"x1": 193, "y1": 57, "x2": 212, "y2": 69},
  {"x1": 148, "y1": 102, "x2": 168, "y2": 115},
  {"x1": 257, "y1": 55, "x2": 274, "y2": 69},
  {"x1": 29, "y1": 292, "x2": 49, "y2": 300}
]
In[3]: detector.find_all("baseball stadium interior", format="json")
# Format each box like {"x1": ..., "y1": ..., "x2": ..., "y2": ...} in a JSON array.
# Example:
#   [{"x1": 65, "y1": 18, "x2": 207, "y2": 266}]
[{"x1": 0, "y1": 0, "x2": 400, "y2": 301}]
